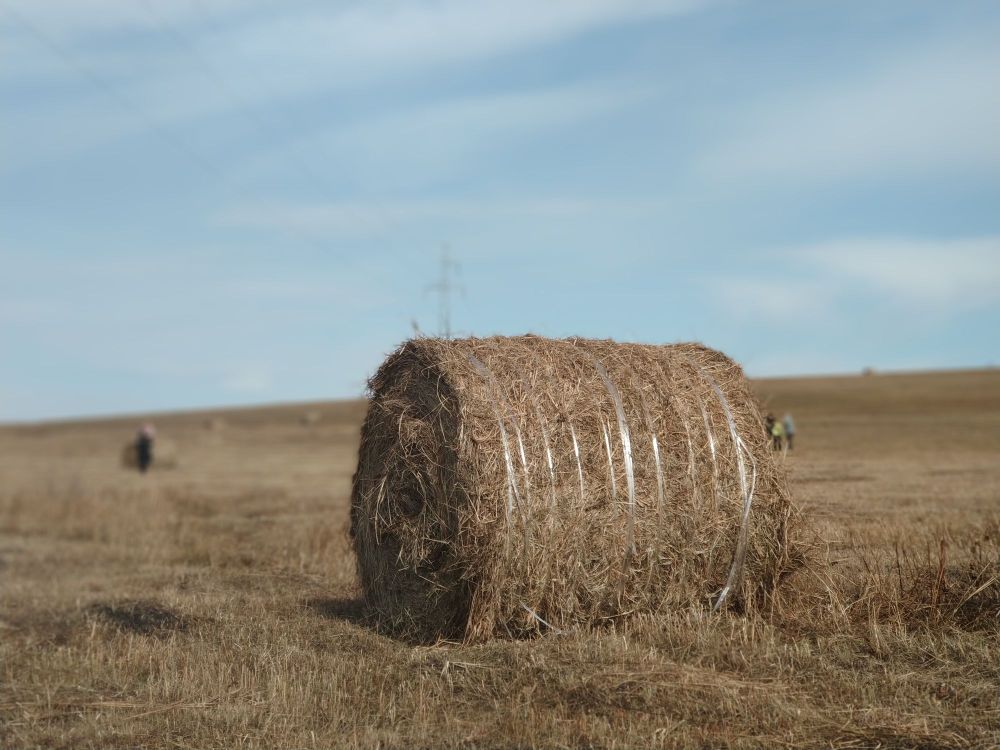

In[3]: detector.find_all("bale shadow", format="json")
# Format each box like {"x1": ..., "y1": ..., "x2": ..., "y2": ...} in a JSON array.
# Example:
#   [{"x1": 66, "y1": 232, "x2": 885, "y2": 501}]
[
  {"x1": 303, "y1": 596, "x2": 464, "y2": 645},
  {"x1": 303, "y1": 596, "x2": 369, "y2": 626},
  {"x1": 86, "y1": 599, "x2": 191, "y2": 637}
]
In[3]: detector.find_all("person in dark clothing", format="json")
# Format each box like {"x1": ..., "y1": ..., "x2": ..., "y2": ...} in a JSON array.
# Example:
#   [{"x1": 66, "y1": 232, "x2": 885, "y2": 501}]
[
  {"x1": 135, "y1": 423, "x2": 156, "y2": 473},
  {"x1": 764, "y1": 413, "x2": 776, "y2": 441}
]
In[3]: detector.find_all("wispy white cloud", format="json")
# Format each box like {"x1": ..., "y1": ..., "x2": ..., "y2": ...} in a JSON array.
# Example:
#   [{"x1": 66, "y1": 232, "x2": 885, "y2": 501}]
[
  {"x1": 700, "y1": 36, "x2": 1000, "y2": 182},
  {"x1": 308, "y1": 80, "x2": 654, "y2": 188},
  {"x1": 1, "y1": 1, "x2": 251, "y2": 38},
  {"x1": 222, "y1": 366, "x2": 273, "y2": 394},
  {"x1": 800, "y1": 236, "x2": 1000, "y2": 308},
  {"x1": 216, "y1": 193, "x2": 668, "y2": 237},
  {"x1": 220, "y1": 0, "x2": 708, "y2": 81},
  {"x1": 2, "y1": 1, "x2": 699, "y2": 172},
  {"x1": 710, "y1": 278, "x2": 834, "y2": 325},
  {"x1": 711, "y1": 235, "x2": 1000, "y2": 325},
  {"x1": 2, "y1": 1, "x2": 706, "y2": 99}
]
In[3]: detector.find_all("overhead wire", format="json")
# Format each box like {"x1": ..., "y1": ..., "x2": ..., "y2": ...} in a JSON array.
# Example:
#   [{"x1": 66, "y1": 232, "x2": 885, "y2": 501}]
[
  {"x1": 4, "y1": 3, "x2": 398, "y2": 245},
  {"x1": 135, "y1": 0, "x2": 398, "y2": 236}
]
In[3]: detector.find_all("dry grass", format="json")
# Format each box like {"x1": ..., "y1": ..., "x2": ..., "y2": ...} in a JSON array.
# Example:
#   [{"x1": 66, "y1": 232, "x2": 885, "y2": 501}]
[{"x1": 1, "y1": 370, "x2": 998, "y2": 748}]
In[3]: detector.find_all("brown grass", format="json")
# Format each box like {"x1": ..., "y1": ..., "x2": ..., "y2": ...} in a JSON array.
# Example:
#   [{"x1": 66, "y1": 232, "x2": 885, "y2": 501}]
[{"x1": 1, "y1": 370, "x2": 998, "y2": 748}]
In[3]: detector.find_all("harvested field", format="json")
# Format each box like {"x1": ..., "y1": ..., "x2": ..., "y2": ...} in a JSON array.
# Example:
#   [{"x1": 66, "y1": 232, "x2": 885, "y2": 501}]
[{"x1": 1, "y1": 368, "x2": 998, "y2": 748}]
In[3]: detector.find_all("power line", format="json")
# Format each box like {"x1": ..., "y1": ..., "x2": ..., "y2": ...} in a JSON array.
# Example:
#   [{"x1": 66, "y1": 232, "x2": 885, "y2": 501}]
[
  {"x1": 4, "y1": 6, "x2": 397, "y2": 258},
  {"x1": 134, "y1": 0, "x2": 398, "y2": 238},
  {"x1": 3, "y1": 7, "x2": 223, "y2": 179},
  {"x1": 136, "y1": 1, "x2": 320, "y2": 184}
]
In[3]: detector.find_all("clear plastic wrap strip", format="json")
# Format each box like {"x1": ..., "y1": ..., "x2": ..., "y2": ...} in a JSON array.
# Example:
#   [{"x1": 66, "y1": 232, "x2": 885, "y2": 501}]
[
  {"x1": 704, "y1": 378, "x2": 756, "y2": 612},
  {"x1": 682, "y1": 357, "x2": 721, "y2": 512},
  {"x1": 698, "y1": 398, "x2": 721, "y2": 512},
  {"x1": 373, "y1": 474, "x2": 388, "y2": 544},
  {"x1": 700, "y1": 401, "x2": 718, "y2": 466},
  {"x1": 652, "y1": 360, "x2": 697, "y2": 494},
  {"x1": 569, "y1": 422, "x2": 586, "y2": 501},
  {"x1": 529, "y1": 394, "x2": 557, "y2": 510},
  {"x1": 636, "y1": 385, "x2": 666, "y2": 517},
  {"x1": 520, "y1": 352, "x2": 558, "y2": 510},
  {"x1": 467, "y1": 354, "x2": 520, "y2": 526},
  {"x1": 679, "y1": 357, "x2": 757, "y2": 610},
  {"x1": 521, "y1": 602, "x2": 562, "y2": 634},
  {"x1": 601, "y1": 417, "x2": 617, "y2": 499},
  {"x1": 590, "y1": 357, "x2": 637, "y2": 561},
  {"x1": 513, "y1": 419, "x2": 533, "y2": 511}
]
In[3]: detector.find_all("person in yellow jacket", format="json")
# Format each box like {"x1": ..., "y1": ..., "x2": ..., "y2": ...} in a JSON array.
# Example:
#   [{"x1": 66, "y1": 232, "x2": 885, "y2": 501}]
[{"x1": 770, "y1": 418, "x2": 785, "y2": 452}]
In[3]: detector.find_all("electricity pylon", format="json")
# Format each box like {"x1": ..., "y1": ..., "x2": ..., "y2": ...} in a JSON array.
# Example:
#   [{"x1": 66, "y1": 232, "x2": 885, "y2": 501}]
[{"x1": 425, "y1": 244, "x2": 462, "y2": 339}]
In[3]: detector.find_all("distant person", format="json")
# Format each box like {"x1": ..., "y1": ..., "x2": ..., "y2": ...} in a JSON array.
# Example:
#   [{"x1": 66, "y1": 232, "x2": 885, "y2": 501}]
[
  {"x1": 770, "y1": 418, "x2": 785, "y2": 452},
  {"x1": 783, "y1": 413, "x2": 796, "y2": 450},
  {"x1": 764, "y1": 413, "x2": 776, "y2": 441},
  {"x1": 135, "y1": 422, "x2": 156, "y2": 473}
]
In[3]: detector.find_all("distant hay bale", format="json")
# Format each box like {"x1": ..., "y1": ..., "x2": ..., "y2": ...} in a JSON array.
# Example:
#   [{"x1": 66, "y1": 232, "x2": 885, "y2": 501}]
[
  {"x1": 120, "y1": 438, "x2": 178, "y2": 470},
  {"x1": 204, "y1": 417, "x2": 225, "y2": 431},
  {"x1": 301, "y1": 410, "x2": 322, "y2": 426},
  {"x1": 351, "y1": 336, "x2": 802, "y2": 642}
]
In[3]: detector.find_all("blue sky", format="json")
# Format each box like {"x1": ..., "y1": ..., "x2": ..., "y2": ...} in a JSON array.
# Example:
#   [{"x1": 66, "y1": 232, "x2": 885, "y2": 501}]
[{"x1": 2, "y1": 0, "x2": 999, "y2": 421}]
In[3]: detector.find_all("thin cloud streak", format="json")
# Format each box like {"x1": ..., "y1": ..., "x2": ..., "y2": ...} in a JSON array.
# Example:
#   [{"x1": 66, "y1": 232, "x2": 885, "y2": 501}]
[
  {"x1": 1, "y1": 2, "x2": 699, "y2": 172},
  {"x1": 699, "y1": 35, "x2": 1000, "y2": 183},
  {"x1": 713, "y1": 235, "x2": 1000, "y2": 327},
  {"x1": 801, "y1": 236, "x2": 1000, "y2": 308},
  {"x1": 216, "y1": 195, "x2": 670, "y2": 238}
]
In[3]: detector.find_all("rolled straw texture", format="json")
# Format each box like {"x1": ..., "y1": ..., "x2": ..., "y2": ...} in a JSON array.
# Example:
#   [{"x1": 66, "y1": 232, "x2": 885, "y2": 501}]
[{"x1": 351, "y1": 335, "x2": 799, "y2": 641}]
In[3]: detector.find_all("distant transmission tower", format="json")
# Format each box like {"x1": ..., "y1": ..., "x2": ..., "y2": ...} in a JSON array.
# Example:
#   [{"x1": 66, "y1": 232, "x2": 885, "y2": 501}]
[{"x1": 425, "y1": 245, "x2": 462, "y2": 338}]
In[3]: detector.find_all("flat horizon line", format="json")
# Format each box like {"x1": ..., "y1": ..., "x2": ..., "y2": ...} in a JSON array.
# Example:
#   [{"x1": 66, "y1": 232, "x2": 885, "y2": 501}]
[{"x1": 2, "y1": 364, "x2": 996, "y2": 428}]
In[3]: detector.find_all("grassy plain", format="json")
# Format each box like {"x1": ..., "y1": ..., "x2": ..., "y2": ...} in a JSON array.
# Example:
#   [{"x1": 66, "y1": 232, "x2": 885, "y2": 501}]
[{"x1": 1, "y1": 369, "x2": 998, "y2": 748}]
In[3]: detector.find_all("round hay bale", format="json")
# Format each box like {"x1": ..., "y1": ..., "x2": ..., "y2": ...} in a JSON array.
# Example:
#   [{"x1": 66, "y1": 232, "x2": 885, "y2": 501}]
[
  {"x1": 351, "y1": 336, "x2": 802, "y2": 641},
  {"x1": 301, "y1": 410, "x2": 322, "y2": 426},
  {"x1": 204, "y1": 417, "x2": 225, "y2": 431},
  {"x1": 120, "y1": 438, "x2": 178, "y2": 470}
]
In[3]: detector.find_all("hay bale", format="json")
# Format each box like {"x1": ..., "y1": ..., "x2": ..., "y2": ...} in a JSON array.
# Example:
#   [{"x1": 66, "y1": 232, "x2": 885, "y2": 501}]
[
  {"x1": 120, "y1": 438, "x2": 178, "y2": 470},
  {"x1": 351, "y1": 336, "x2": 801, "y2": 641},
  {"x1": 301, "y1": 410, "x2": 322, "y2": 426}
]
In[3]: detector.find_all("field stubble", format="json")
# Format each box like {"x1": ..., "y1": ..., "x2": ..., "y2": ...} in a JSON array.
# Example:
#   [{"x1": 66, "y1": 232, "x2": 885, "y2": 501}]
[{"x1": 1, "y1": 371, "x2": 998, "y2": 748}]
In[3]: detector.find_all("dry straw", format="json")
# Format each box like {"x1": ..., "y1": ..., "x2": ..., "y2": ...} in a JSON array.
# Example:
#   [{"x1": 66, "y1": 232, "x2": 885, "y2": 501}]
[{"x1": 351, "y1": 335, "x2": 803, "y2": 641}]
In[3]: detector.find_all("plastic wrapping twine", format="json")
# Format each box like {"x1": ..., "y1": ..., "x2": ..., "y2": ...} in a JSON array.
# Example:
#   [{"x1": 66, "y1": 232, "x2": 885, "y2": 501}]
[
  {"x1": 635, "y1": 383, "x2": 666, "y2": 519},
  {"x1": 533, "y1": 397, "x2": 557, "y2": 510},
  {"x1": 518, "y1": 370, "x2": 558, "y2": 622},
  {"x1": 588, "y1": 355, "x2": 638, "y2": 598},
  {"x1": 699, "y1": 371, "x2": 757, "y2": 612},
  {"x1": 521, "y1": 603, "x2": 562, "y2": 634},
  {"x1": 652, "y1": 360, "x2": 697, "y2": 499},
  {"x1": 467, "y1": 354, "x2": 522, "y2": 534},
  {"x1": 601, "y1": 418, "x2": 617, "y2": 500},
  {"x1": 569, "y1": 422, "x2": 586, "y2": 501},
  {"x1": 513, "y1": 418, "x2": 534, "y2": 510},
  {"x1": 707, "y1": 379, "x2": 757, "y2": 611},
  {"x1": 373, "y1": 474, "x2": 389, "y2": 544},
  {"x1": 699, "y1": 399, "x2": 722, "y2": 513},
  {"x1": 521, "y1": 351, "x2": 558, "y2": 511},
  {"x1": 700, "y1": 403, "x2": 718, "y2": 466}
]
